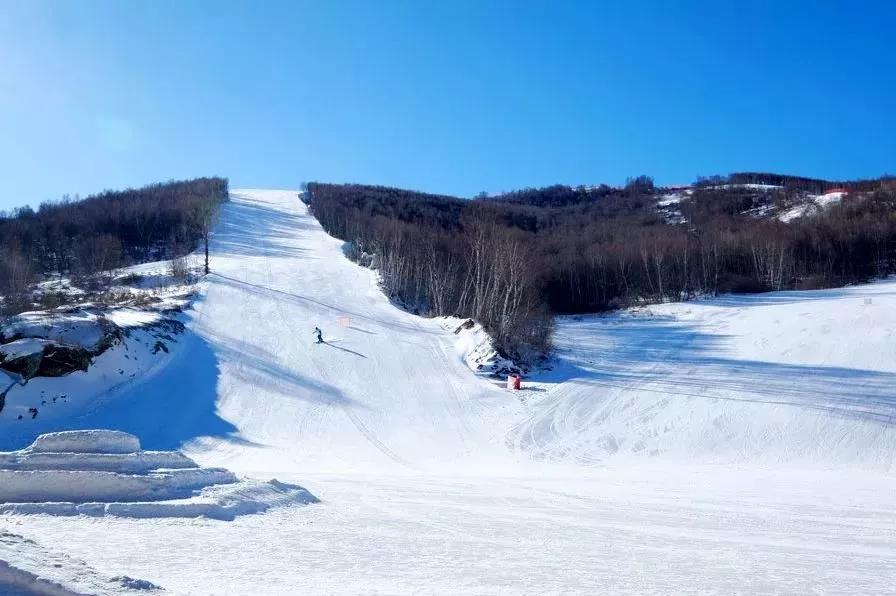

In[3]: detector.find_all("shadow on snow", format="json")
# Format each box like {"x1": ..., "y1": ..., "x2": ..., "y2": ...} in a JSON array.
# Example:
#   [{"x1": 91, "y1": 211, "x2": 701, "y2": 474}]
[{"x1": 539, "y1": 313, "x2": 896, "y2": 426}]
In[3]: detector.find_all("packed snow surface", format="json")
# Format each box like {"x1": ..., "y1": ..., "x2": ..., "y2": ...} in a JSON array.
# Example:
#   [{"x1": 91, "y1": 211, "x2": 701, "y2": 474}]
[
  {"x1": 0, "y1": 530, "x2": 162, "y2": 595},
  {"x1": 2, "y1": 190, "x2": 894, "y2": 594}
]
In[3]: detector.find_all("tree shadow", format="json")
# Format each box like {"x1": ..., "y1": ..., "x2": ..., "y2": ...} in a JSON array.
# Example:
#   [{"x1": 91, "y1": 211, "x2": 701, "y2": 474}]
[
  {"x1": 203, "y1": 332, "x2": 364, "y2": 405},
  {"x1": 0, "y1": 298, "x2": 365, "y2": 452},
  {"x1": 209, "y1": 273, "x2": 439, "y2": 336},
  {"x1": 0, "y1": 329, "x2": 243, "y2": 452},
  {"x1": 211, "y1": 195, "x2": 313, "y2": 260},
  {"x1": 538, "y1": 313, "x2": 896, "y2": 425},
  {"x1": 695, "y1": 278, "x2": 896, "y2": 309}
]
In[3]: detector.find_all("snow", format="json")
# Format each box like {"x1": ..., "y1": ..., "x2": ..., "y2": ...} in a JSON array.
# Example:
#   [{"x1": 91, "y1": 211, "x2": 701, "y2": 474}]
[
  {"x1": 0, "y1": 321, "x2": 189, "y2": 441},
  {"x1": 2, "y1": 310, "x2": 110, "y2": 352},
  {"x1": 0, "y1": 531, "x2": 162, "y2": 595},
  {"x1": 0, "y1": 467, "x2": 235, "y2": 503},
  {"x1": 656, "y1": 192, "x2": 683, "y2": 206},
  {"x1": 655, "y1": 191, "x2": 689, "y2": 223},
  {"x1": 814, "y1": 190, "x2": 846, "y2": 207},
  {"x1": 442, "y1": 317, "x2": 519, "y2": 377},
  {"x1": 0, "y1": 478, "x2": 315, "y2": 521},
  {"x1": 779, "y1": 191, "x2": 848, "y2": 222},
  {"x1": 715, "y1": 183, "x2": 783, "y2": 190},
  {"x1": 28, "y1": 429, "x2": 141, "y2": 454},
  {"x1": 779, "y1": 203, "x2": 810, "y2": 222},
  {"x1": 515, "y1": 281, "x2": 896, "y2": 469},
  {"x1": 0, "y1": 339, "x2": 52, "y2": 362},
  {"x1": 0, "y1": 431, "x2": 314, "y2": 522},
  {"x1": 0, "y1": 450, "x2": 194, "y2": 474},
  {"x1": 2, "y1": 189, "x2": 894, "y2": 594},
  {"x1": 7, "y1": 469, "x2": 894, "y2": 595}
]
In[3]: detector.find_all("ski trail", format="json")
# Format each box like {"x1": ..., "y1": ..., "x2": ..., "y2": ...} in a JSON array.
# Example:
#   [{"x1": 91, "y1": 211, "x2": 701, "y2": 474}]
[{"x1": 182, "y1": 190, "x2": 525, "y2": 476}]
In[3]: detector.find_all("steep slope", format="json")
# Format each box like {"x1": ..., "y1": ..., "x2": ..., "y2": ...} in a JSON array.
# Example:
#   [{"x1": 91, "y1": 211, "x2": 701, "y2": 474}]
[{"x1": 182, "y1": 190, "x2": 525, "y2": 476}]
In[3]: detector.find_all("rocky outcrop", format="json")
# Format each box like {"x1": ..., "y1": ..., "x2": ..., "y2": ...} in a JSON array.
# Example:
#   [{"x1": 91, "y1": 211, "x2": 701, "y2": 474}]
[
  {"x1": 0, "y1": 341, "x2": 93, "y2": 379},
  {"x1": 0, "y1": 308, "x2": 184, "y2": 382}
]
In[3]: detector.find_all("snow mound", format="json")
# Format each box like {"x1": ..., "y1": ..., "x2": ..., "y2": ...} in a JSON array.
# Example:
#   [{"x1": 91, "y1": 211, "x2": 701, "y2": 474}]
[
  {"x1": 445, "y1": 318, "x2": 520, "y2": 377},
  {"x1": 29, "y1": 429, "x2": 140, "y2": 454},
  {"x1": 0, "y1": 430, "x2": 317, "y2": 519}
]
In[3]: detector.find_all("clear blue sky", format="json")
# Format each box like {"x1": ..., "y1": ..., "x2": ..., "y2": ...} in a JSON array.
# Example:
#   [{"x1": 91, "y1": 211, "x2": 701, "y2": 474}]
[{"x1": 1, "y1": 0, "x2": 893, "y2": 208}]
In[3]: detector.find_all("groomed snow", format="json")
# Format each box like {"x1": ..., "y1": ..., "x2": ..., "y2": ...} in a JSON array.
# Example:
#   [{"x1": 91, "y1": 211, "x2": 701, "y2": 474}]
[
  {"x1": 2, "y1": 190, "x2": 894, "y2": 595},
  {"x1": 0, "y1": 531, "x2": 162, "y2": 595}
]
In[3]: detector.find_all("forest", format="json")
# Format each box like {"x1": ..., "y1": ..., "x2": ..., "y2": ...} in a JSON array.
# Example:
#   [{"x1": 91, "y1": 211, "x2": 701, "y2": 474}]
[
  {"x1": 0, "y1": 177, "x2": 229, "y2": 314},
  {"x1": 306, "y1": 174, "x2": 896, "y2": 359}
]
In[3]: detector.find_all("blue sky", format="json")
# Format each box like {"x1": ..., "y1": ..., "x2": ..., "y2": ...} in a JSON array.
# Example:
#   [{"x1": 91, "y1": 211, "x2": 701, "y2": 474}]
[{"x1": 1, "y1": 0, "x2": 893, "y2": 208}]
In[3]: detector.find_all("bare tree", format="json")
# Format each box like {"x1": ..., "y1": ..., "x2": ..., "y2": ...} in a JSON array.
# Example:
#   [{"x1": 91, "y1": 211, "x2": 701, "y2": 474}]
[{"x1": 192, "y1": 196, "x2": 221, "y2": 275}]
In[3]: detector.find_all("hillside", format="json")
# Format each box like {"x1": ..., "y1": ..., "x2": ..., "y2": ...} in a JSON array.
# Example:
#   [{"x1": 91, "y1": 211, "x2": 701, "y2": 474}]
[
  {"x1": 0, "y1": 177, "x2": 228, "y2": 317},
  {"x1": 1, "y1": 189, "x2": 893, "y2": 595},
  {"x1": 306, "y1": 174, "x2": 896, "y2": 359}
]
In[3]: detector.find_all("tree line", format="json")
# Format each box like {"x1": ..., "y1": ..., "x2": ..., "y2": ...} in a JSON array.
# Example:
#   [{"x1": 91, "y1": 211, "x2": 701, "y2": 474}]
[
  {"x1": 0, "y1": 177, "x2": 229, "y2": 313},
  {"x1": 306, "y1": 174, "x2": 896, "y2": 359}
]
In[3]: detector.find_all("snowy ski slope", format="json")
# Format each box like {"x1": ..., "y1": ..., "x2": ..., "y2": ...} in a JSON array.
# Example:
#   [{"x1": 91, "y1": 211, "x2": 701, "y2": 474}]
[
  {"x1": 516, "y1": 285, "x2": 896, "y2": 470},
  {"x1": 2, "y1": 189, "x2": 894, "y2": 595}
]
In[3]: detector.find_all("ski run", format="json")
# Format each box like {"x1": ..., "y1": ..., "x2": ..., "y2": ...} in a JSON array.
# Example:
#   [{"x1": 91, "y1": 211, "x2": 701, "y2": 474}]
[{"x1": 1, "y1": 189, "x2": 894, "y2": 595}]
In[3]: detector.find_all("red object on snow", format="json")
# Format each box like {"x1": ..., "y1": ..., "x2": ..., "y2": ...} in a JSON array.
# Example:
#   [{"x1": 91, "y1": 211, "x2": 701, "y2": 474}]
[{"x1": 507, "y1": 375, "x2": 521, "y2": 390}]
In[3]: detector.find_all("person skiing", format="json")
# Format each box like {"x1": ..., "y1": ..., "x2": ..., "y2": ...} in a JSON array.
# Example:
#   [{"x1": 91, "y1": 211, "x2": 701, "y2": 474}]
[{"x1": 313, "y1": 327, "x2": 323, "y2": 344}]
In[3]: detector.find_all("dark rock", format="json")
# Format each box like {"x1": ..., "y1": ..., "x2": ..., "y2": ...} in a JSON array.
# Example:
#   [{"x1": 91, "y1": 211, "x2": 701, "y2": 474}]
[
  {"x1": 34, "y1": 344, "x2": 93, "y2": 377},
  {"x1": 454, "y1": 319, "x2": 476, "y2": 334},
  {"x1": 0, "y1": 350, "x2": 43, "y2": 379}
]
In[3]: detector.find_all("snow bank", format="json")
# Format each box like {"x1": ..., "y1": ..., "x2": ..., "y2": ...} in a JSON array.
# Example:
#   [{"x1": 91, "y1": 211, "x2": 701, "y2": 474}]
[
  {"x1": 0, "y1": 430, "x2": 317, "y2": 519},
  {"x1": 444, "y1": 318, "x2": 520, "y2": 377},
  {"x1": 0, "y1": 479, "x2": 317, "y2": 521},
  {"x1": 29, "y1": 429, "x2": 141, "y2": 454},
  {"x1": 0, "y1": 451, "x2": 195, "y2": 474},
  {"x1": 0, "y1": 468, "x2": 237, "y2": 503}
]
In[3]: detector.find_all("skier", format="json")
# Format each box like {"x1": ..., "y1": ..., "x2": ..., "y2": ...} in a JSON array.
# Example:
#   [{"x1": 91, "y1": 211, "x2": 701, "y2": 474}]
[{"x1": 313, "y1": 327, "x2": 323, "y2": 344}]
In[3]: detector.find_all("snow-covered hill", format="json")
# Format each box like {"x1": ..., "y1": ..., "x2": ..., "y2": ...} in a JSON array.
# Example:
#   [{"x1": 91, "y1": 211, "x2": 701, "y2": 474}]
[
  {"x1": 517, "y1": 282, "x2": 896, "y2": 470},
  {"x1": 2, "y1": 189, "x2": 894, "y2": 595}
]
